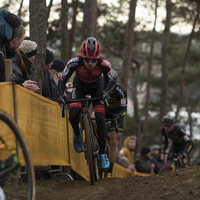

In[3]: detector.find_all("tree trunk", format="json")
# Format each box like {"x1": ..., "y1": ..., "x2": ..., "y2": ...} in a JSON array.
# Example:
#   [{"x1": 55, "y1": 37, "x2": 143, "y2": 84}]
[
  {"x1": 61, "y1": 0, "x2": 69, "y2": 64},
  {"x1": 81, "y1": 0, "x2": 97, "y2": 40},
  {"x1": 132, "y1": 62, "x2": 141, "y2": 154},
  {"x1": 120, "y1": 0, "x2": 137, "y2": 89},
  {"x1": 68, "y1": 0, "x2": 79, "y2": 59},
  {"x1": 18, "y1": 0, "x2": 24, "y2": 17},
  {"x1": 159, "y1": 0, "x2": 172, "y2": 144},
  {"x1": 143, "y1": 0, "x2": 158, "y2": 145},
  {"x1": 29, "y1": 0, "x2": 47, "y2": 95},
  {"x1": 47, "y1": 0, "x2": 53, "y2": 21},
  {"x1": 187, "y1": 107, "x2": 193, "y2": 139},
  {"x1": 175, "y1": 2, "x2": 200, "y2": 122}
]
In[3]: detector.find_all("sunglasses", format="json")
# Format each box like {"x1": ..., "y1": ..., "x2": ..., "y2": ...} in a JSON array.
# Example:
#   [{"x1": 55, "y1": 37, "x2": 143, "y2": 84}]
[
  {"x1": 84, "y1": 58, "x2": 97, "y2": 63},
  {"x1": 164, "y1": 124, "x2": 171, "y2": 127}
]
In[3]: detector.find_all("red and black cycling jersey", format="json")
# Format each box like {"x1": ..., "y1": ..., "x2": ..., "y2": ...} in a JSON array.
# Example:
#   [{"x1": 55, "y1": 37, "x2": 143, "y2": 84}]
[
  {"x1": 58, "y1": 53, "x2": 114, "y2": 96},
  {"x1": 161, "y1": 124, "x2": 189, "y2": 149}
]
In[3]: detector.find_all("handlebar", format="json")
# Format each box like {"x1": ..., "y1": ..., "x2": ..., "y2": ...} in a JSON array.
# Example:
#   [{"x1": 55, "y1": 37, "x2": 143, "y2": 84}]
[
  {"x1": 162, "y1": 151, "x2": 190, "y2": 165},
  {"x1": 63, "y1": 96, "x2": 103, "y2": 105},
  {"x1": 58, "y1": 96, "x2": 108, "y2": 118}
]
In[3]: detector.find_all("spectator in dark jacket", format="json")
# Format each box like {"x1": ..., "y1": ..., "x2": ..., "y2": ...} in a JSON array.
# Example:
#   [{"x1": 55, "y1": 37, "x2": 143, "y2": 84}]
[
  {"x1": 150, "y1": 145, "x2": 164, "y2": 174},
  {"x1": 42, "y1": 48, "x2": 56, "y2": 99},
  {"x1": 134, "y1": 146, "x2": 155, "y2": 174},
  {"x1": 42, "y1": 53, "x2": 66, "y2": 100}
]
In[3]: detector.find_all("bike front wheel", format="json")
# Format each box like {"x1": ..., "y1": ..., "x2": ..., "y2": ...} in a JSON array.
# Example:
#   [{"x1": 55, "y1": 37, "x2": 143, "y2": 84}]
[
  {"x1": 0, "y1": 110, "x2": 36, "y2": 200},
  {"x1": 158, "y1": 163, "x2": 174, "y2": 174},
  {"x1": 83, "y1": 114, "x2": 96, "y2": 185}
]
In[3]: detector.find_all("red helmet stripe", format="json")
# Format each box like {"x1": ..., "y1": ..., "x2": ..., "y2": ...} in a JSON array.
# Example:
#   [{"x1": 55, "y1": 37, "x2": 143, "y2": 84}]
[
  {"x1": 80, "y1": 40, "x2": 85, "y2": 56},
  {"x1": 99, "y1": 42, "x2": 101, "y2": 55},
  {"x1": 91, "y1": 42, "x2": 98, "y2": 59},
  {"x1": 85, "y1": 40, "x2": 90, "y2": 58}
]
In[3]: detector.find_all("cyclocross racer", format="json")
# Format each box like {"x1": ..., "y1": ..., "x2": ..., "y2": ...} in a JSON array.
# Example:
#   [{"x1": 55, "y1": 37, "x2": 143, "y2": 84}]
[
  {"x1": 58, "y1": 37, "x2": 116, "y2": 169},
  {"x1": 161, "y1": 114, "x2": 194, "y2": 165},
  {"x1": 105, "y1": 76, "x2": 127, "y2": 177}
]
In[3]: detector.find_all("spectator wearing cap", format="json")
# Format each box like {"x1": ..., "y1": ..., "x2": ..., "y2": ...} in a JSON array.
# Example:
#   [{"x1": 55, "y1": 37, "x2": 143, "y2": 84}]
[
  {"x1": 150, "y1": 145, "x2": 164, "y2": 174},
  {"x1": 42, "y1": 48, "x2": 61, "y2": 99},
  {"x1": 49, "y1": 58, "x2": 65, "y2": 87},
  {"x1": 11, "y1": 40, "x2": 39, "y2": 92},
  {"x1": 134, "y1": 146, "x2": 155, "y2": 174}
]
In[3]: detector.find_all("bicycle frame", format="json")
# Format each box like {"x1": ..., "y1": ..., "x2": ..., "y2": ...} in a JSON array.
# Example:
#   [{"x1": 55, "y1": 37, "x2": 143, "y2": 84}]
[
  {"x1": 158, "y1": 152, "x2": 186, "y2": 174},
  {"x1": 61, "y1": 95, "x2": 103, "y2": 185}
]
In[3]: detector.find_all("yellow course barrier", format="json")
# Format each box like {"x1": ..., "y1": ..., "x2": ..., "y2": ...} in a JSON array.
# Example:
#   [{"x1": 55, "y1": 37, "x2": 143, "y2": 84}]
[
  {"x1": 0, "y1": 83, "x2": 149, "y2": 180},
  {"x1": 113, "y1": 163, "x2": 151, "y2": 178},
  {"x1": 0, "y1": 82, "x2": 89, "y2": 180}
]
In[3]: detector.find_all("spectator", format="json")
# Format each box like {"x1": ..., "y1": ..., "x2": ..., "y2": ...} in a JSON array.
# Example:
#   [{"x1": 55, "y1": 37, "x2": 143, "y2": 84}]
[
  {"x1": 42, "y1": 48, "x2": 57, "y2": 99},
  {"x1": 0, "y1": 25, "x2": 25, "y2": 82},
  {"x1": 118, "y1": 135, "x2": 137, "y2": 164},
  {"x1": 117, "y1": 156, "x2": 136, "y2": 172},
  {"x1": 150, "y1": 145, "x2": 164, "y2": 174},
  {"x1": 50, "y1": 58, "x2": 65, "y2": 87},
  {"x1": 11, "y1": 40, "x2": 39, "y2": 92},
  {"x1": 134, "y1": 146, "x2": 155, "y2": 174}
]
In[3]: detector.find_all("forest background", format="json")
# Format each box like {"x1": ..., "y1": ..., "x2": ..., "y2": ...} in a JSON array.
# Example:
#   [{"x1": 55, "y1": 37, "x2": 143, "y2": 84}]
[{"x1": 1, "y1": 0, "x2": 200, "y2": 158}]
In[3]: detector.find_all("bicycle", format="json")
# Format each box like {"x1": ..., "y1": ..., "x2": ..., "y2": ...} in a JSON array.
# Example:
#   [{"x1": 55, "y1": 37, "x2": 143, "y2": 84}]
[
  {"x1": 0, "y1": 109, "x2": 36, "y2": 200},
  {"x1": 158, "y1": 152, "x2": 190, "y2": 174},
  {"x1": 60, "y1": 95, "x2": 107, "y2": 185}
]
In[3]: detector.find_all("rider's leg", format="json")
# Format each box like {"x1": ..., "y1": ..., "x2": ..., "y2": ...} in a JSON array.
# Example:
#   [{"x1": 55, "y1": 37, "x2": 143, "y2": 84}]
[
  {"x1": 95, "y1": 107, "x2": 110, "y2": 169},
  {"x1": 107, "y1": 130, "x2": 122, "y2": 169},
  {"x1": 69, "y1": 106, "x2": 81, "y2": 135},
  {"x1": 95, "y1": 109, "x2": 107, "y2": 154},
  {"x1": 69, "y1": 106, "x2": 82, "y2": 153},
  {"x1": 106, "y1": 130, "x2": 122, "y2": 176}
]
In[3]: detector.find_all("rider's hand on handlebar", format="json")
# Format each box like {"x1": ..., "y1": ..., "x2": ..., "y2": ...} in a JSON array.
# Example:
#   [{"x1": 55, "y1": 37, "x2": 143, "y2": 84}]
[
  {"x1": 112, "y1": 113, "x2": 120, "y2": 121},
  {"x1": 57, "y1": 95, "x2": 67, "y2": 105},
  {"x1": 181, "y1": 152, "x2": 188, "y2": 159},
  {"x1": 101, "y1": 91, "x2": 109, "y2": 99}
]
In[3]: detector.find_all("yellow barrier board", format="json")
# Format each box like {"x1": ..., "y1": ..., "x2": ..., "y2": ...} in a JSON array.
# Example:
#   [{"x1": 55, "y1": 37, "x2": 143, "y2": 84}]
[
  {"x1": 1, "y1": 83, "x2": 149, "y2": 180},
  {"x1": 113, "y1": 163, "x2": 151, "y2": 177},
  {"x1": 0, "y1": 83, "x2": 89, "y2": 180}
]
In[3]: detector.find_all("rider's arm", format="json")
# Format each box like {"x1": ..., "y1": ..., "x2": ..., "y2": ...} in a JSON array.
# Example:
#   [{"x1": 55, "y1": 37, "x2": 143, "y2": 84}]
[
  {"x1": 103, "y1": 67, "x2": 116, "y2": 93},
  {"x1": 182, "y1": 134, "x2": 194, "y2": 155},
  {"x1": 118, "y1": 85, "x2": 127, "y2": 118},
  {"x1": 58, "y1": 57, "x2": 77, "y2": 96},
  {"x1": 161, "y1": 128, "x2": 168, "y2": 151}
]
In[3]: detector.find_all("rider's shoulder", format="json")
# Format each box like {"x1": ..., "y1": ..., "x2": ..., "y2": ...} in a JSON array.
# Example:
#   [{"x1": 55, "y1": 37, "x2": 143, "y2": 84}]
[
  {"x1": 174, "y1": 124, "x2": 183, "y2": 130},
  {"x1": 98, "y1": 55, "x2": 111, "y2": 69},
  {"x1": 116, "y1": 83, "x2": 127, "y2": 92},
  {"x1": 67, "y1": 54, "x2": 82, "y2": 67},
  {"x1": 115, "y1": 84, "x2": 127, "y2": 96}
]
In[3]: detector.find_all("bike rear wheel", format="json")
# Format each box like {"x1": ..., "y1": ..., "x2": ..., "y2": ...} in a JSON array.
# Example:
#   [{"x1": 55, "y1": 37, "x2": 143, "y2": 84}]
[
  {"x1": 0, "y1": 110, "x2": 36, "y2": 200},
  {"x1": 83, "y1": 114, "x2": 96, "y2": 185}
]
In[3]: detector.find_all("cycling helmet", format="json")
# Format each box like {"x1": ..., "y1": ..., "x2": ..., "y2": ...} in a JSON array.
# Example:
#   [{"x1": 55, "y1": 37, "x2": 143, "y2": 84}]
[
  {"x1": 162, "y1": 115, "x2": 175, "y2": 124},
  {"x1": 80, "y1": 37, "x2": 102, "y2": 59},
  {"x1": 111, "y1": 69, "x2": 118, "y2": 82}
]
